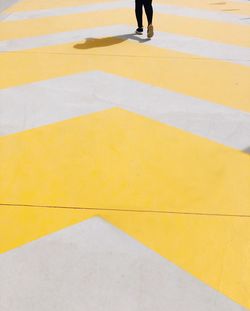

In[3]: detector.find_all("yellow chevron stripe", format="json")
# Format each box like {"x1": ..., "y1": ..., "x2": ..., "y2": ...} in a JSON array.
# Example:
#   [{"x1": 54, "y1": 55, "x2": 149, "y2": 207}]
[
  {"x1": 0, "y1": 108, "x2": 249, "y2": 308},
  {"x1": 6, "y1": 0, "x2": 250, "y2": 16},
  {"x1": 0, "y1": 39, "x2": 249, "y2": 112},
  {"x1": 1, "y1": 108, "x2": 249, "y2": 214},
  {"x1": 1, "y1": 9, "x2": 250, "y2": 47},
  {"x1": 1, "y1": 205, "x2": 250, "y2": 308},
  {"x1": 1, "y1": 0, "x2": 249, "y2": 309},
  {"x1": 104, "y1": 211, "x2": 250, "y2": 309},
  {"x1": 0, "y1": 205, "x2": 95, "y2": 253},
  {"x1": 4, "y1": 0, "x2": 111, "y2": 12}
]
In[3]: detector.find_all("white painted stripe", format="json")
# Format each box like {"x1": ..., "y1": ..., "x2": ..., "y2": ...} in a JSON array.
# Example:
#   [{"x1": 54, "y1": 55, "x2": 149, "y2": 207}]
[
  {"x1": 231, "y1": 0, "x2": 250, "y2": 3},
  {"x1": 0, "y1": 217, "x2": 245, "y2": 310},
  {"x1": 155, "y1": 3, "x2": 250, "y2": 25},
  {"x1": 0, "y1": 0, "x2": 249, "y2": 25},
  {"x1": 0, "y1": 0, "x2": 19, "y2": 14},
  {"x1": 0, "y1": 1, "x2": 131, "y2": 21},
  {"x1": 0, "y1": 25, "x2": 249, "y2": 66},
  {"x1": 1, "y1": 71, "x2": 250, "y2": 152},
  {"x1": 142, "y1": 30, "x2": 250, "y2": 66}
]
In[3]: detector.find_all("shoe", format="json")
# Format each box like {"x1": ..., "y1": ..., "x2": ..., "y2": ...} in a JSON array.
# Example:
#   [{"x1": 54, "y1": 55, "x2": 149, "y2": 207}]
[
  {"x1": 147, "y1": 24, "x2": 154, "y2": 38},
  {"x1": 135, "y1": 27, "x2": 143, "y2": 35}
]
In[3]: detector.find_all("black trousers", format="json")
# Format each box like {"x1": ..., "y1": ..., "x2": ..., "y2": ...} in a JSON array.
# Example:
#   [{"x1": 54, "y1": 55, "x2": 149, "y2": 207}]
[{"x1": 135, "y1": 0, "x2": 153, "y2": 28}]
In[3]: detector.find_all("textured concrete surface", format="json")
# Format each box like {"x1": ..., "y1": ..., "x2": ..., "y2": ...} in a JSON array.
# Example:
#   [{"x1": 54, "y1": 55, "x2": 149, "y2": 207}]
[
  {"x1": 1, "y1": 71, "x2": 250, "y2": 150},
  {"x1": 0, "y1": 0, "x2": 250, "y2": 310},
  {"x1": 0, "y1": 217, "x2": 247, "y2": 311},
  {"x1": 0, "y1": 0, "x2": 19, "y2": 14}
]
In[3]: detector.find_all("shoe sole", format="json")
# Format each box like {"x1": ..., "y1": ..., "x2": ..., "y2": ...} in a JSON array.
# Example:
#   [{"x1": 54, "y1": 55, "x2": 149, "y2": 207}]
[
  {"x1": 136, "y1": 31, "x2": 143, "y2": 35},
  {"x1": 147, "y1": 25, "x2": 154, "y2": 38}
]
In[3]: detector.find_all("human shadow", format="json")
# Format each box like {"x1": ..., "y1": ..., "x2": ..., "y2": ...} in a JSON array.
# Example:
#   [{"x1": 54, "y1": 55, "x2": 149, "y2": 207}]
[{"x1": 74, "y1": 33, "x2": 150, "y2": 50}]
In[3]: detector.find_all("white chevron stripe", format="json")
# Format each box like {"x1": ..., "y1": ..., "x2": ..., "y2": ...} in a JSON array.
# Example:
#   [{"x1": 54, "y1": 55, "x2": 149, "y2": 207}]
[
  {"x1": 232, "y1": 0, "x2": 250, "y2": 3},
  {"x1": 0, "y1": 25, "x2": 249, "y2": 66},
  {"x1": 155, "y1": 3, "x2": 250, "y2": 25},
  {"x1": 0, "y1": 0, "x2": 130, "y2": 21},
  {"x1": 1, "y1": 1, "x2": 249, "y2": 25},
  {"x1": 0, "y1": 0, "x2": 19, "y2": 14},
  {"x1": 0, "y1": 217, "x2": 246, "y2": 311},
  {"x1": 1, "y1": 71, "x2": 249, "y2": 152}
]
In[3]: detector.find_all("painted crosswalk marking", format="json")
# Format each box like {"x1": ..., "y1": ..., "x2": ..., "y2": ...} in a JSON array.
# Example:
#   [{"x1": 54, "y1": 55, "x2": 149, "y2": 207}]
[
  {"x1": 0, "y1": 25, "x2": 249, "y2": 67},
  {"x1": 1, "y1": 1, "x2": 249, "y2": 25},
  {"x1": 1, "y1": 71, "x2": 250, "y2": 152},
  {"x1": 0, "y1": 0, "x2": 249, "y2": 309}
]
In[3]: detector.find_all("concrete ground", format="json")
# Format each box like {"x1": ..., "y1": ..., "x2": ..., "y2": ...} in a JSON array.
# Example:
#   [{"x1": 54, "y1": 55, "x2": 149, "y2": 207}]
[
  {"x1": 0, "y1": 0, "x2": 250, "y2": 310},
  {"x1": 0, "y1": 0, "x2": 18, "y2": 13}
]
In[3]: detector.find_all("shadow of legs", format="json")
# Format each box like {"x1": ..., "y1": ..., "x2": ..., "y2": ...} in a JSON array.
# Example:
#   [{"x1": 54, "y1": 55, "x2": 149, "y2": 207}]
[{"x1": 74, "y1": 33, "x2": 150, "y2": 50}]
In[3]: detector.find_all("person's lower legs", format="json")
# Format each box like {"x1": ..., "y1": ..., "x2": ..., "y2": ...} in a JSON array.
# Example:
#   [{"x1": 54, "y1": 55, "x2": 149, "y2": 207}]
[
  {"x1": 135, "y1": 0, "x2": 143, "y2": 28},
  {"x1": 143, "y1": 0, "x2": 153, "y2": 25}
]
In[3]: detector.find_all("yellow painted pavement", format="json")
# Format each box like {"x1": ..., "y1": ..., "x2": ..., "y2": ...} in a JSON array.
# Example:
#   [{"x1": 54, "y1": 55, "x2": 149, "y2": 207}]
[
  {"x1": 0, "y1": 109, "x2": 250, "y2": 307},
  {"x1": 0, "y1": 205, "x2": 95, "y2": 253},
  {"x1": 1, "y1": 0, "x2": 250, "y2": 309},
  {"x1": 1, "y1": 9, "x2": 250, "y2": 47},
  {"x1": 5, "y1": 0, "x2": 250, "y2": 15},
  {"x1": 0, "y1": 40, "x2": 249, "y2": 112},
  {"x1": 1, "y1": 205, "x2": 250, "y2": 307},
  {"x1": 104, "y1": 211, "x2": 250, "y2": 308},
  {"x1": 1, "y1": 108, "x2": 249, "y2": 213},
  {"x1": 4, "y1": 0, "x2": 115, "y2": 12}
]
